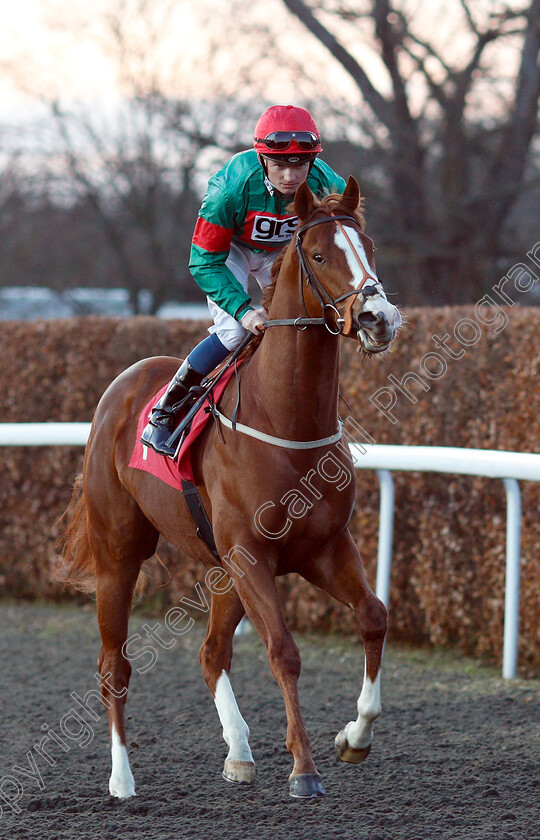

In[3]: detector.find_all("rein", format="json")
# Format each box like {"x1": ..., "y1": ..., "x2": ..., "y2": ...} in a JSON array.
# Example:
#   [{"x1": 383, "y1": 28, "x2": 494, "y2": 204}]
[
  {"x1": 264, "y1": 213, "x2": 377, "y2": 335},
  {"x1": 171, "y1": 213, "x2": 378, "y2": 454},
  {"x1": 203, "y1": 213, "x2": 375, "y2": 451}
]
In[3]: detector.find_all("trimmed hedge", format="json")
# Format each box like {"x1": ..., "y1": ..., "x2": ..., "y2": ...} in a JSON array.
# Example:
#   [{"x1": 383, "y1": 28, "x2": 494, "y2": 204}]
[{"x1": 1, "y1": 309, "x2": 538, "y2": 676}]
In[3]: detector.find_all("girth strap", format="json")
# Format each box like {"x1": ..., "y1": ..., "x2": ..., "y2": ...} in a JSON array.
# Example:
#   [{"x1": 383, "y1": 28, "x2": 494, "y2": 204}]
[{"x1": 180, "y1": 478, "x2": 220, "y2": 561}]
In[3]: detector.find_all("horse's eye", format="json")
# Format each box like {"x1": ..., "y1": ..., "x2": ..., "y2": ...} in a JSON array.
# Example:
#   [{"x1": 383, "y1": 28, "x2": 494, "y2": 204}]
[{"x1": 312, "y1": 253, "x2": 325, "y2": 264}]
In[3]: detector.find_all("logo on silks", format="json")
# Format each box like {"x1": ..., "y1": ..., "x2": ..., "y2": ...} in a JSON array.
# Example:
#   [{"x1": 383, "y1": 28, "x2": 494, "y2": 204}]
[{"x1": 246, "y1": 211, "x2": 298, "y2": 244}]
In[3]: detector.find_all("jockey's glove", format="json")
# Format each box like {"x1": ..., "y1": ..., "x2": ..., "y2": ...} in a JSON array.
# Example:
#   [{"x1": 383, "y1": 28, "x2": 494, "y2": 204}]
[{"x1": 241, "y1": 307, "x2": 268, "y2": 335}]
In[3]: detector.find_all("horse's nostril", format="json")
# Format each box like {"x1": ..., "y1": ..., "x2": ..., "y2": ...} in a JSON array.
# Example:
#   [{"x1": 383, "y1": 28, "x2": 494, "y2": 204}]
[{"x1": 356, "y1": 312, "x2": 379, "y2": 327}]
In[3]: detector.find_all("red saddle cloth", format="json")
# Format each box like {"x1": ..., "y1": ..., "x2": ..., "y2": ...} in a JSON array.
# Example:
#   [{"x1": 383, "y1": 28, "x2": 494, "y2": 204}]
[{"x1": 129, "y1": 366, "x2": 238, "y2": 488}]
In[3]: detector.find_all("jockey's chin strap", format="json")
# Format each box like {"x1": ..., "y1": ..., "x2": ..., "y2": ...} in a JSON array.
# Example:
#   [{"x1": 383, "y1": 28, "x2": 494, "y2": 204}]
[{"x1": 264, "y1": 213, "x2": 378, "y2": 336}]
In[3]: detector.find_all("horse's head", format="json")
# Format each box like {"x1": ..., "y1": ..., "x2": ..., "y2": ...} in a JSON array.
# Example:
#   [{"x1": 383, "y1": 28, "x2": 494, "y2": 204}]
[{"x1": 293, "y1": 176, "x2": 402, "y2": 354}]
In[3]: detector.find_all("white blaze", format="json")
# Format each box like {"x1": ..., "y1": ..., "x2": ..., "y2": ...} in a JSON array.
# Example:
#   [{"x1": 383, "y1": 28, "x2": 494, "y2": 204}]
[
  {"x1": 334, "y1": 227, "x2": 402, "y2": 330},
  {"x1": 334, "y1": 226, "x2": 379, "y2": 291}
]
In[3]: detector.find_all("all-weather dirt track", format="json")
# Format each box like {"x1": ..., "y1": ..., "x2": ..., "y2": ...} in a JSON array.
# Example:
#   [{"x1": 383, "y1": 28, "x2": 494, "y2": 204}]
[{"x1": 0, "y1": 603, "x2": 538, "y2": 840}]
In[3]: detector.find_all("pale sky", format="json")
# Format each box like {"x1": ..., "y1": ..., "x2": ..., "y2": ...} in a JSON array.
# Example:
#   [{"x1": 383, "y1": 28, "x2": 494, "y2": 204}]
[
  {"x1": 1, "y1": 1, "x2": 110, "y2": 108},
  {"x1": 0, "y1": 0, "x2": 527, "y2": 119},
  {"x1": 1, "y1": 1, "x2": 205, "y2": 108}
]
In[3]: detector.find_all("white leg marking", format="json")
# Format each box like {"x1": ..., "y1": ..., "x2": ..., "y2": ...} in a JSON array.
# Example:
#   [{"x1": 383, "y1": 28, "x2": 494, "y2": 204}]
[
  {"x1": 343, "y1": 662, "x2": 382, "y2": 750},
  {"x1": 109, "y1": 723, "x2": 136, "y2": 798},
  {"x1": 214, "y1": 670, "x2": 254, "y2": 763}
]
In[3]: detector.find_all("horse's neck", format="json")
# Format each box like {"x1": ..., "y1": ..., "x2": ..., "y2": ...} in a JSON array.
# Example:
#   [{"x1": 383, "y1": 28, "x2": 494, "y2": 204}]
[{"x1": 246, "y1": 257, "x2": 341, "y2": 439}]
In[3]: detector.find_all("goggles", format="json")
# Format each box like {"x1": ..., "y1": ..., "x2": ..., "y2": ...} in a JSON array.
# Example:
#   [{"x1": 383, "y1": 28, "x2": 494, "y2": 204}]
[{"x1": 256, "y1": 131, "x2": 320, "y2": 151}]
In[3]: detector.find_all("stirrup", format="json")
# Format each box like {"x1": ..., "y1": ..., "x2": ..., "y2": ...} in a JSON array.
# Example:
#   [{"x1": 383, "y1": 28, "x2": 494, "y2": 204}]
[
  {"x1": 140, "y1": 419, "x2": 175, "y2": 455},
  {"x1": 163, "y1": 411, "x2": 194, "y2": 458},
  {"x1": 161, "y1": 382, "x2": 214, "y2": 459},
  {"x1": 140, "y1": 388, "x2": 201, "y2": 457}
]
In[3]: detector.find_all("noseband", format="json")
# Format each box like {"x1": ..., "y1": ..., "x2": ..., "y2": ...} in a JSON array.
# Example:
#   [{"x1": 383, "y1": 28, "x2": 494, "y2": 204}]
[{"x1": 264, "y1": 214, "x2": 378, "y2": 335}]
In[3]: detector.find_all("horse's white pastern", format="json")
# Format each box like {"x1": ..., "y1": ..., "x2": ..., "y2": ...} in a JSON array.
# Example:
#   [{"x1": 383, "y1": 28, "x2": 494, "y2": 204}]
[
  {"x1": 109, "y1": 722, "x2": 136, "y2": 798},
  {"x1": 343, "y1": 670, "x2": 382, "y2": 750},
  {"x1": 214, "y1": 670, "x2": 254, "y2": 763}
]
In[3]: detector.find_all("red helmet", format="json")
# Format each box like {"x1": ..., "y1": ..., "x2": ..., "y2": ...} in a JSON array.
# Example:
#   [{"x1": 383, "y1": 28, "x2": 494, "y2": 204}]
[{"x1": 254, "y1": 105, "x2": 322, "y2": 161}]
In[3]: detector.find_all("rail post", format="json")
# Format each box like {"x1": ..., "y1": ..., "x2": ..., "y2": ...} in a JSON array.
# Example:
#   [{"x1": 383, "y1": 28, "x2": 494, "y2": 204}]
[{"x1": 502, "y1": 478, "x2": 521, "y2": 680}]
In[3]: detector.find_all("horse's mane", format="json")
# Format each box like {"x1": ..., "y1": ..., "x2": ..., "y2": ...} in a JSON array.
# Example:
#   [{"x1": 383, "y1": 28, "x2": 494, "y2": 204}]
[{"x1": 237, "y1": 189, "x2": 366, "y2": 362}]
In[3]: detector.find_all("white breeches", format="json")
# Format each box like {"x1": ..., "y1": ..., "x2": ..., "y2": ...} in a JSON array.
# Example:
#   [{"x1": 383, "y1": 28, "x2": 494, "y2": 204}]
[{"x1": 207, "y1": 244, "x2": 282, "y2": 351}]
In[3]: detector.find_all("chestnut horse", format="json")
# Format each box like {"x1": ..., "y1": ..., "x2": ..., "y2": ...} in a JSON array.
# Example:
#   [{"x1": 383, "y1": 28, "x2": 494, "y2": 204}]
[{"x1": 60, "y1": 176, "x2": 401, "y2": 800}]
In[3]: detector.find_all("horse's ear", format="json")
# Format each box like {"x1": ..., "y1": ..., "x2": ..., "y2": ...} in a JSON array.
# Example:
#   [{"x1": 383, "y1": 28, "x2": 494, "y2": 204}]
[
  {"x1": 294, "y1": 180, "x2": 315, "y2": 221},
  {"x1": 342, "y1": 175, "x2": 360, "y2": 210}
]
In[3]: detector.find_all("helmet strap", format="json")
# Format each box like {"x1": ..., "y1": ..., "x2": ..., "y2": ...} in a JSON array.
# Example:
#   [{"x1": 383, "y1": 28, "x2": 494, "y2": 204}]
[{"x1": 258, "y1": 153, "x2": 269, "y2": 178}]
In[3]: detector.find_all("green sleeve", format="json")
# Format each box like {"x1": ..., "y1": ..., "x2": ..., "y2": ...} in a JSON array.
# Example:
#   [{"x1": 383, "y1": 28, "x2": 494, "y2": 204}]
[
  {"x1": 189, "y1": 167, "x2": 252, "y2": 320},
  {"x1": 189, "y1": 245, "x2": 252, "y2": 320}
]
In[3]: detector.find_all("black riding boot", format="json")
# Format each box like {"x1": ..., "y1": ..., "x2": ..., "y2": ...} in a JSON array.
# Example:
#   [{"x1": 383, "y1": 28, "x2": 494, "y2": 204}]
[{"x1": 140, "y1": 359, "x2": 203, "y2": 456}]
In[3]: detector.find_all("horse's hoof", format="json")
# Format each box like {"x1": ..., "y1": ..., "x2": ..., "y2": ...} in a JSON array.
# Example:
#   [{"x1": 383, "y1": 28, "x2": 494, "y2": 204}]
[
  {"x1": 222, "y1": 759, "x2": 256, "y2": 784},
  {"x1": 335, "y1": 731, "x2": 372, "y2": 764},
  {"x1": 109, "y1": 778, "x2": 136, "y2": 798},
  {"x1": 289, "y1": 773, "x2": 326, "y2": 799}
]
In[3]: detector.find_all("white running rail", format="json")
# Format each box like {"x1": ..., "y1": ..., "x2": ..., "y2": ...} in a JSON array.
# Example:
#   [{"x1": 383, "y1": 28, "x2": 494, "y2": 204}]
[
  {"x1": 0, "y1": 423, "x2": 91, "y2": 446},
  {"x1": 1, "y1": 425, "x2": 539, "y2": 678},
  {"x1": 350, "y1": 445, "x2": 540, "y2": 680}
]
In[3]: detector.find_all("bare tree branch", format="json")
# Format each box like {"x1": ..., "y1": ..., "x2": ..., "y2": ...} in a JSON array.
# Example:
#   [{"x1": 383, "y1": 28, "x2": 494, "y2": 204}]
[
  {"x1": 483, "y1": 0, "x2": 540, "y2": 237},
  {"x1": 279, "y1": 0, "x2": 540, "y2": 302},
  {"x1": 280, "y1": 0, "x2": 396, "y2": 128}
]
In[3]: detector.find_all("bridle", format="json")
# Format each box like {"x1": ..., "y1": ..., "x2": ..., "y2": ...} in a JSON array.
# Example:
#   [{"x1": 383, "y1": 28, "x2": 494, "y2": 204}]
[
  {"x1": 169, "y1": 214, "x2": 381, "y2": 454},
  {"x1": 264, "y1": 213, "x2": 379, "y2": 336}
]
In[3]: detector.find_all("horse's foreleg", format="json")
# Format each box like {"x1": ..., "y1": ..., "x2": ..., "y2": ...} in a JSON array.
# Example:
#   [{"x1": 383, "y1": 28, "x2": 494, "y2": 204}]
[
  {"x1": 302, "y1": 530, "x2": 387, "y2": 765},
  {"x1": 199, "y1": 587, "x2": 256, "y2": 784},
  {"x1": 231, "y1": 558, "x2": 324, "y2": 799}
]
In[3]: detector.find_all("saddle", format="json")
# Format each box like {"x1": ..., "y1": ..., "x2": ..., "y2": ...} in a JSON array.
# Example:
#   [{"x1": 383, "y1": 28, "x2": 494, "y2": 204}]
[
  {"x1": 129, "y1": 363, "x2": 244, "y2": 562},
  {"x1": 129, "y1": 363, "x2": 239, "y2": 487}
]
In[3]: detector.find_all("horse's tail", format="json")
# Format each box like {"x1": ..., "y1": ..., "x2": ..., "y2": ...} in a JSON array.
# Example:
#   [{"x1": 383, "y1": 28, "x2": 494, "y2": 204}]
[{"x1": 55, "y1": 473, "x2": 97, "y2": 594}]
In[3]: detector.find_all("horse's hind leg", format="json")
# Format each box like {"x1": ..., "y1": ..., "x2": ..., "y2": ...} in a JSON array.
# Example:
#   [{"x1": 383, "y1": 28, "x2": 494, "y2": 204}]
[
  {"x1": 302, "y1": 530, "x2": 387, "y2": 765},
  {"x1": 89, "y1": 486, "x2": 159, "y2": 798},
  {"x1": 199, "y1": 588, "x2": 256, "y2": 784}
]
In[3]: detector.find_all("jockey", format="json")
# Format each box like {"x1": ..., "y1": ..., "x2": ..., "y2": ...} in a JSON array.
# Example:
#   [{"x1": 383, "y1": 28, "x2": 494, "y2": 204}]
[{"x1": 141, "y1": 104, "x2": 346, "y2": 456}]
